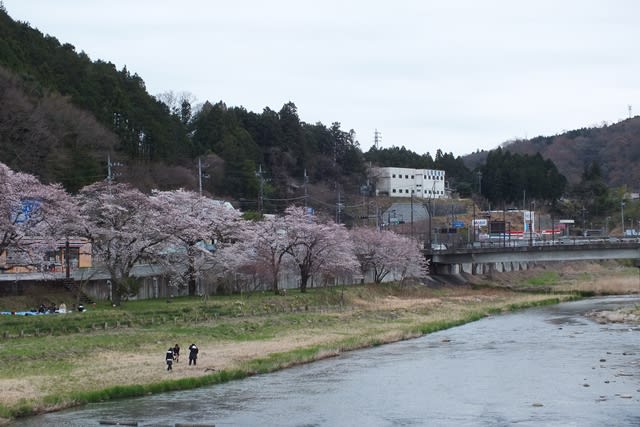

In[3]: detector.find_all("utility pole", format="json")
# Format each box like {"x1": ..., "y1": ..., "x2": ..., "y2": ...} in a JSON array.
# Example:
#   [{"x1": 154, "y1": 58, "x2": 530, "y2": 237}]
[
  {"x1": 410, "y1": 193, "x2": 414, "y2": 239},
  {"x1": 472, "y1": 201, "x2": 476, "y2": 246},
  {"x1": 336, "y1": 185, "x2": 342, "y2": 224},
  {"x1": 107, "y1": 154, "x2": 113, "y2": 183},
  {"x1": 107, "y1": 155, "x2": 124, "y2": 184},
  {"x1": 65, "y1": 239, "x2": 71, "y2": 279},
  {"x1": 256, "y1": 165, "x2": 264, "y2": 214},
  {"x1": 425, "y1": 199, "x2": 433, "y2": 249},
  {"x1": 198, "y1": 157, "x2": 203, "y2": 196},
  {"x1": 303, "y1": 169, "x2": 308, "y2": 209}
]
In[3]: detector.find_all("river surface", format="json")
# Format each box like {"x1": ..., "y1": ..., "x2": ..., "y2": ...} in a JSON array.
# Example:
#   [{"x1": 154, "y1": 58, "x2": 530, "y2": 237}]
[{"x1": 15, "y1": 296, "x2": 640, "y2": 426}]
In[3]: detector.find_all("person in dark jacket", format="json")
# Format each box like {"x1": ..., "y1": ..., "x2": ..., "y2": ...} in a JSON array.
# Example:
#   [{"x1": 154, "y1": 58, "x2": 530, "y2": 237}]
[
  {"x1": 165, "y1": 347, "x2": 174, "y2": 371},
  {"x1": 188, "y1": 343, "x2": 198, "y2": 366},
  {"x1": 173, "y1": 344, "x2": 180, "y2": 363}
]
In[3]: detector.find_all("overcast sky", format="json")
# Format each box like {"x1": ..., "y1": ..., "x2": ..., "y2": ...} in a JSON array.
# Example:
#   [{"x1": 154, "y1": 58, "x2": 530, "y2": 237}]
[{"x1": 6, "y1": 1, "x2": 640, "y2": 157}]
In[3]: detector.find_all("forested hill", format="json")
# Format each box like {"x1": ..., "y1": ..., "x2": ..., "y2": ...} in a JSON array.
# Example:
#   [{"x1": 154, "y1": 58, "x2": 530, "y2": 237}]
[
  {"x1": 6, "y1": 4, "x2": 631, "y2": 214},
  {"x1": 0, "y1": 6, "x2": 476, "y2": 210},
  {"x1": 463, "y1": 116, "x2": 640, "y2": 189}
]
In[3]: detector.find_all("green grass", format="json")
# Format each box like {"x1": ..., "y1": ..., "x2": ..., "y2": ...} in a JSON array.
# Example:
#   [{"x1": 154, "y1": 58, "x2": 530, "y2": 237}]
[{"x1": 525, "y1": 271, "x2": 560, "y2": 286}]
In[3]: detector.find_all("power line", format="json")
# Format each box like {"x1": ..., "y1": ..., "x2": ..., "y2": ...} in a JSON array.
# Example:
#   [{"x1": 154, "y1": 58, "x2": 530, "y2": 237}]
[{"x1": 263, "y1": 195, "x2": 307, "y2": 202}]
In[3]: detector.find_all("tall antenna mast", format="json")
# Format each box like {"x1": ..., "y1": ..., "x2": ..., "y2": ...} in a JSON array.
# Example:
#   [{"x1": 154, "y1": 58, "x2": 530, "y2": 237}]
[{"x1": 374, "y1": 129, "x2": 382, "y2": 149}]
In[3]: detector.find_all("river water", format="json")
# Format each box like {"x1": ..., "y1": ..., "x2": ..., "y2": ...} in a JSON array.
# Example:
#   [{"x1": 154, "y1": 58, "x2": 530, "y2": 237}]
[{"x1": 15, "y1": 296, "x2": 640, "y2": 426}]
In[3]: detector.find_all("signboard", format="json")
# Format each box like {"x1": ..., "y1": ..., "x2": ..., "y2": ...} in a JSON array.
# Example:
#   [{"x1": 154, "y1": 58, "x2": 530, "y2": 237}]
[
  {"x1": 13, "y1": 199, "x2": 40, "y2": 224},
  {"x1": 472, "y1": 219, "x2": 488, "y2": 227},
  {"x1": 452, "y1": 220, "x2": 465, "y2": 228}
]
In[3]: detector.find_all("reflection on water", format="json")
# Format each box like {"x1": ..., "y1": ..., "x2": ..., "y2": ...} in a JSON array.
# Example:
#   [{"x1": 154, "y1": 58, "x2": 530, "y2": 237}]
[{"x1": 14, "y1": 296, "x2": 640, "y2": 427}]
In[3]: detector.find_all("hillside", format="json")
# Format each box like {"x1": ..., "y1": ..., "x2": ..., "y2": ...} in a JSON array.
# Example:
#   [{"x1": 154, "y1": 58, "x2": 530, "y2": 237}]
[
  {"x1": 463, "y1": 117, "x2": 640, "y2": 189},
  {"x1": 0, "y1": 7, "x2": 365, "y2": 208},
  {"x1": 2, "y1": 4, "x2": 636, "y2": 217},
  {"x1": 0, "y1": 7, "x2": 475, "y2": 217}
]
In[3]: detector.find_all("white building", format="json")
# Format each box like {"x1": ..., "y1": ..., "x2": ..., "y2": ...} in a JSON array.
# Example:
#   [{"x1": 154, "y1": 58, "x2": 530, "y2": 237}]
[{"x1": 373, "y1": 167, "x2": 447, "y2": 199}]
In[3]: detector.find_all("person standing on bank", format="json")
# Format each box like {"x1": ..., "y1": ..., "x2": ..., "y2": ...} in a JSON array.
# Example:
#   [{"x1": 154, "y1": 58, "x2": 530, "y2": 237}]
[
  {"x1": 165, "y1": 347, "x2": 174, "y2": 371},
  {"x1": 173, "y1": 343, "x2": 180, "y2": 363},
  {"x1": 188, "y1": 343, "x2": 198, "y2": 366}
]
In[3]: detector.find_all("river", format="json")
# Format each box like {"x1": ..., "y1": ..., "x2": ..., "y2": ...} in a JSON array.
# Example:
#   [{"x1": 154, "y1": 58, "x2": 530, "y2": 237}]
[{"x1": 14, "y1": 296, "x2": 640, "y2": 426}]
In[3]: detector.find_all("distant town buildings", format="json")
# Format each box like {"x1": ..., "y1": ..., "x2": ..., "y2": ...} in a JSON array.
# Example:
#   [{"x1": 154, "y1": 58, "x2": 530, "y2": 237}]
[{"x1": 373, "y1": 167, "x2": 447, "y2": 199}]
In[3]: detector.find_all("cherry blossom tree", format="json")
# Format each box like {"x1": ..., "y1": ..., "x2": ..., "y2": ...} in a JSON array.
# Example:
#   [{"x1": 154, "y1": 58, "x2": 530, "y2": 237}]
[
  {"x1": 282, "y1": 207, "x2": 359, "y2": 292},
  {"x1": 351, "y1": 227, "x2": 429, "y2": 283},
  {"x1": 150, "y1": 189, "x2": 242, "y2": 295},
  {"x1": 76, "y1": 181, "x2": 169, "y2": 305},
  {"x1": 0, "y1": 162, "x2": 78, "y2": 270},
  {"x1": 228, "y1": 213, "x2": 292, "y2": 294},
  {"x1": 229, "y1": 206, "x2": 359, "y2": 293},
  {"x1": 215, "y1": 232, "x2": 272, "y2": 293}
]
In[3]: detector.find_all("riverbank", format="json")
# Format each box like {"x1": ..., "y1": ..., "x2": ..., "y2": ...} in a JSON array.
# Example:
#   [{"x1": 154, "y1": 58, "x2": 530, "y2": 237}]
[{"x1": 1, "y1": 261, "x2": 638, "y2": 424}]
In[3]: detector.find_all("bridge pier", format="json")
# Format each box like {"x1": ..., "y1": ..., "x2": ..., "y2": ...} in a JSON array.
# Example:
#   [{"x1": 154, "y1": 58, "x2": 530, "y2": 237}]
[{"x1": 460, "y1": 263, "x2": 473, "y2": 274}]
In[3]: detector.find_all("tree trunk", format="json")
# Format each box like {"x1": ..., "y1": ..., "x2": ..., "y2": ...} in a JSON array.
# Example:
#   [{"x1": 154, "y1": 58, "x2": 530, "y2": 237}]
[
  {"x1": 300, "y1": 265, "x2": 310, "y2": 293},
  {"x1": 111, "y1": 280, "x2": 122, "y2": 306},
  {"x1": 187, "y1": 260, "x2": 197, "y2": 296}
]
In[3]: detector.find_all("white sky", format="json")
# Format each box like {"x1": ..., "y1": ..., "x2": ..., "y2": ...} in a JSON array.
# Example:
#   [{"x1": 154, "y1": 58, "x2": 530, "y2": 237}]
[{"x1": 6, "y1": 0, "x2": 640, "y2": 157}]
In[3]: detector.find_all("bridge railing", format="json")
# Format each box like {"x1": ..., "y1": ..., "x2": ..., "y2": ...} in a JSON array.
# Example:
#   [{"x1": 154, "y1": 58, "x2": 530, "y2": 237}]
[{"x1": 426, "y1": 236, "x2": 640, "y2": 252}]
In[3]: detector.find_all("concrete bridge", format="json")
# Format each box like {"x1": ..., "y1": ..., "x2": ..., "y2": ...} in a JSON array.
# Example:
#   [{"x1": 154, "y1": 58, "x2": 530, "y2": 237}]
[{"x1": 426, "y1": 239, "x2": 640, "y2": 275}]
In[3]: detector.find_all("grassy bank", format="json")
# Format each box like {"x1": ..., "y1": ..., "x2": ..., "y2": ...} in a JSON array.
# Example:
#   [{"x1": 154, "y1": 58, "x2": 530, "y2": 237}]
[{"x1": 1, "y1": 262, "x2": 637, "y2": 424}]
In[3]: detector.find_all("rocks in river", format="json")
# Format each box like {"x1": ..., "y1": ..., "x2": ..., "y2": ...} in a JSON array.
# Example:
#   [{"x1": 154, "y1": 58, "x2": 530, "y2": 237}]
[
  {"x1": 586, "y1": 309, "x2": 640, "y2": 324},
  {"x1": 531, "y1": 402, "x2": 544, "y2": 407}
]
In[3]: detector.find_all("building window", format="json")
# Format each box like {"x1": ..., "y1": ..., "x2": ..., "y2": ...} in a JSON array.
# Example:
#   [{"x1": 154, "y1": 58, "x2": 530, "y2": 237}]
[
  {"x1": 405, "y1": 175, "x2": 409, "y2": 179},
  {"x1": 392, "y1": 189, "x2": 396, "y2": 193},
  {"x1": 392, "y1": 174, "x2": 396, "y2": 178}
]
